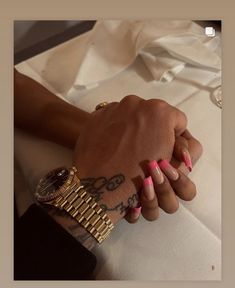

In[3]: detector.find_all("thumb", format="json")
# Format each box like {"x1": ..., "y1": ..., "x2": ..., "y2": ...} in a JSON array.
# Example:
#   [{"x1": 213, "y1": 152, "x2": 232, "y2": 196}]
[{"x1": 173, "y1": 135, "x2": 192, "y2": 172}]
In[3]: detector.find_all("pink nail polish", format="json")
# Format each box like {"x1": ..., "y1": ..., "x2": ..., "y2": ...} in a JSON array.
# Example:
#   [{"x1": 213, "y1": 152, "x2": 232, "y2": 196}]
[
  {"x1": 143, "y1": 176, "x2": 153, "y2": 186},
  {"x1": 133, "y1": 207, "x2": 142, "y2": 214},
  {"x1": 132, "y1": 207, "x2": 142, "y2": 219},
  {"x1": 148, "y1": 160, "x2": 164, "y2": 184},
  {"x1": 182, "y1": 149, "x2": 193, "y2": 172},
  {"x1": 143, "y1": 176, "x2": 155, "y2": 200},
  {"x1": 149, "y1": 160, "x2": 158, "y2": 170},
  {"x1": 159, "y1": 159, "x2": 179, "y2": 181}
]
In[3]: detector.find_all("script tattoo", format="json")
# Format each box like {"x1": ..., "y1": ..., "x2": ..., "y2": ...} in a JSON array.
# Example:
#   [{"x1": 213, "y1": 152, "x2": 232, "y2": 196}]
[
  {"x1": 80, "y1": 174, "x2": 125, "y2": 202},
  {"x1": 100, "y1": 193, "x2": 139, "y2": 215}
]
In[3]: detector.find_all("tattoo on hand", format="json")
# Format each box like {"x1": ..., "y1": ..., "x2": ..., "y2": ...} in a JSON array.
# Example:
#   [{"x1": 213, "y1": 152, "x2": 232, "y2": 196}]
[
  {"x1": 100, "y1": 193, "x2": 139, "y2": 215},
  {"x1": 81, "y1": 174, "x2": 139, "y2": 215},
  {"x1": 81, "y1": 174, "x2": 125, "y2": 202}
]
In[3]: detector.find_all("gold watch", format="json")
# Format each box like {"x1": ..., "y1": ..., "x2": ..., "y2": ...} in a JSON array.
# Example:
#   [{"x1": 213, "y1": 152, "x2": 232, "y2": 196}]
[{"x1": 35, "y1": 166, "x2": 114, "y2": 243}]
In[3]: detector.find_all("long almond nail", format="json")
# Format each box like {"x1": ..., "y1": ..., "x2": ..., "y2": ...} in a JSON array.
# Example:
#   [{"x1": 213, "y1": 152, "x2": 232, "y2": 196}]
[
  {"x1": 143, "y1": 176, "x2": 155, "y2": 200},
  {"x1": 158, "y1": 160, "x2": 179, "y2": 181},
  {"x1": 148, "y1": 160, "x2": 164, "y2": 184},
  {"x1": 182, "y1": 149, "x2": 193, "y2": 172}
]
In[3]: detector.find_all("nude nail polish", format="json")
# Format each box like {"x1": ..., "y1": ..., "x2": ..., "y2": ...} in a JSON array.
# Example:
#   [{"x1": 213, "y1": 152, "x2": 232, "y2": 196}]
[
  {"x1": 148, "y1": 160, "x2": 164, "y2": 184},
  {"x1": 143, "y1": 176, "x2": 155, "y2": 200},
  {"x1": 158, "y1": 159, "x2": 179, "y2": 181},
  {"x1": 182, "y1": 149, "x2": 193, "y2": 172}
]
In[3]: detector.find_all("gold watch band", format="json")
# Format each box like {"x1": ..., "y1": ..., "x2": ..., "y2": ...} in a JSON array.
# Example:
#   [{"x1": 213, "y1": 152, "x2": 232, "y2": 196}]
[{"x1": 54, "y1": 169, "x2": 114, "y2": 244}]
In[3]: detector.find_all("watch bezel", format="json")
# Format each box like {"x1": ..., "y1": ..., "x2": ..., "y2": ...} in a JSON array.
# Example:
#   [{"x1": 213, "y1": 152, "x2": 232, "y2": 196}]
[{"x1": 35, "y1": 166, "x2": 77, "y2": 203}]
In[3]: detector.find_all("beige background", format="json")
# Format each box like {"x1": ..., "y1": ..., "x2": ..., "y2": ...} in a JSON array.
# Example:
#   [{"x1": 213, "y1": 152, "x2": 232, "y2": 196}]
[{"x1": 0, "y1": 0, "x2": 234, "y2": 287}]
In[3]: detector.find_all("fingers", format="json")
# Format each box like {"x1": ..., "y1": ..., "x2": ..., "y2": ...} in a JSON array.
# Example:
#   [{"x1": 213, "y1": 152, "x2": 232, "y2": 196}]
[
  {"x1": 125, "y1": 176, "x2": 159, "y2": 223},
  {"x1": 148, "y1": 160, "x2": 179, "y2": 214},
  {"x1": 173, "y1": 136, "x2": 192, "y2": 172},
  {"x1": 158, "y1": 159, "x2": 196, "y2": 201},
  {"x1": 173, "y1": 129, "x2": 203, "y2": 173},
  {"x1": 125, "y1": 129, "x2": 200, "y2": 224},
  {"x1": 140, "y1": 176, "x2": 159, "y2": 221},
  {"x1": 184, "y1": 130, "x2": 203, "y2": 165},
  {"x1": 125, "y1": 155, "x2": 197, "y2": 224},
  {"x1": 124, "y1": 207, "x2": 142, "y2": 224}
]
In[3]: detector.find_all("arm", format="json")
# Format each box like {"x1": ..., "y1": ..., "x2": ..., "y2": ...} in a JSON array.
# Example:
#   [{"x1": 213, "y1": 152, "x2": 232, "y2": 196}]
[
  {"x1": 14, "y1": 68, "x2": 89, "y2": 149},
  {"x1": 14, "y1": 72, "x2": 202, "y2": 253}
]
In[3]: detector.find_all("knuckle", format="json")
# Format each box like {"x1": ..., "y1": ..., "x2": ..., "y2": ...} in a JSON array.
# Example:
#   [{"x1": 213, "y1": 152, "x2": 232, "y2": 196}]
[
  {"x1": 149, "y1": 99, "x2": 169, "y2": 112},
  {"x1": 183, "y1": 182, "x2": 197, "y2": 201},
  {"x1": 141, "y1": 204, "x2": 159, "y2": 221},
  {"x1": 120, "y1": 94, "x2": 140, "y2": 104},
  {"x1": 144, "y1": 210, "x2": 159, "y2": 222},
  {"x1": 165, "y1": 202, "x2": 179, "y2": 214},
  {"x1": 145, "y1": 99, "x2": 172, "y2": 122}
]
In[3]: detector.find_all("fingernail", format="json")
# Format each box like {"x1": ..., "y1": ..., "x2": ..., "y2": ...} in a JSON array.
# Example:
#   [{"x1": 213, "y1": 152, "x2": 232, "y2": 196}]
[
  {"x1": 143, "y1": 176, "x2": 155, "y2": 200},
  {"x1": 158, "y1": 160, "x2": 179, "y2": 181},
  {"x1": 132, "y1": 207, "x2": 142, "y2": 219},
  {"x1": 148, "y1": 160, "x2": 164, "y2": 184},
  {"x1": 182, "y1": 149, "x2": 192, "y2": 172}
]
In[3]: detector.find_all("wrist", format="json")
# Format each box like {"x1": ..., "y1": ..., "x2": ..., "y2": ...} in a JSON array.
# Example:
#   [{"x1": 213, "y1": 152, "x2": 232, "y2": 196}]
[
  {"x1": 75, "y1": 166, "x2": 140, "y2": 224},
  {"x1": 35, "y1": 166, "x2": 117, "y2": 249}
]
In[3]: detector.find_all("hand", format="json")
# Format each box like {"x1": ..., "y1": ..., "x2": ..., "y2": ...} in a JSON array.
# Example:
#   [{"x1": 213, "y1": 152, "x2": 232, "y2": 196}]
[
  {"x1": 73, "y1": 95, "x2": 189, "y2": 224},
  {"x1": 125, "y1": 131, "x2": 203, "y2": 223}
]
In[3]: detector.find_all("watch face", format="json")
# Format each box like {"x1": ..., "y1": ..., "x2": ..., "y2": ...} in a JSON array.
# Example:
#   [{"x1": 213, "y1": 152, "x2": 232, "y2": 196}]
[{"x1": 35, "y1": 167, "x2": 69, "y2": 202}]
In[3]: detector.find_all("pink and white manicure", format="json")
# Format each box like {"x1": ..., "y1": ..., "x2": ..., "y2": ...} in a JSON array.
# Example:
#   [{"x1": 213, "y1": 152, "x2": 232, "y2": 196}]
[
  {"x1": 143, "y1": 176, "x2": 155, "y2": 200},
  {"x1": 158, "y1": 159, "x2": 179, "y2": 181},
  {"x1": 148, "y1": 160, "x2": 164, "y2": 184},
  {"x1": 182, "y1": 149, "x2": 193, "y2": 172}
]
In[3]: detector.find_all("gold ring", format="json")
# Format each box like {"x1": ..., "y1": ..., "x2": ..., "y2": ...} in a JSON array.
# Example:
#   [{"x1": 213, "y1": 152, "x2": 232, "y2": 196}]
[{"x1": 95, "y1": 102, "x2": 109, "y2": 111}]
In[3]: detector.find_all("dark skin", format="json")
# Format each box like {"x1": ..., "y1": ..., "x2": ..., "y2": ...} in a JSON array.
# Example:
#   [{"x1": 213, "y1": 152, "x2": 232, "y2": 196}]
[
  {"x1": 14, "y1": 69, "x2": 89, "y2": 149},
  {"x1": 14, "y1": 69, "x2": 202, "y2": 248}
]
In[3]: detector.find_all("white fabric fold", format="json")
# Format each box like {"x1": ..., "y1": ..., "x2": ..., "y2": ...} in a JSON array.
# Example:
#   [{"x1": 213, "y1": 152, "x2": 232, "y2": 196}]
[
  {"x1": 27, "y1": 20, "x2": 221, "y2": 95},
  {"x1": 73, "y1": 20, "x2": 221, "y2": 87}
]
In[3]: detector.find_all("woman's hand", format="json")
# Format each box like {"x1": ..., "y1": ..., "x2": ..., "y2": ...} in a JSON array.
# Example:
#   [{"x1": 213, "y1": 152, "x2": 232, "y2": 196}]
[{"x1": 125, "y1": 131, "x2": 203, "y2": 223}]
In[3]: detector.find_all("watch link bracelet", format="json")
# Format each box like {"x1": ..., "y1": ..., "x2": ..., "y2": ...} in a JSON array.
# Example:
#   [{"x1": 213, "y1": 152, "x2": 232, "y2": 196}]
[{"x1": 35, "y1": 166, "x2": 114, "y2": 244}]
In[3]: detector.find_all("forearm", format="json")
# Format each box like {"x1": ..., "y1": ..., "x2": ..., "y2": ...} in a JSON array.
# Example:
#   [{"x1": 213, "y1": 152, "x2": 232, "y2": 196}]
[{"x1": 14, "y1": 69, "x2": 89, "y2": 149}]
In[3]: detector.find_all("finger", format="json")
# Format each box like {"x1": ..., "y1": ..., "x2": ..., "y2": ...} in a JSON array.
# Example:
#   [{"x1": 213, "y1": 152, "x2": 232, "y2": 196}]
[
  {"x1": 172, "y1": 108, "x2": 188, "y2": 137},
  {"x1": 148, "y1": 160, "x2": 179, "y2": 214},
  {"x1": 94, "y1": 101, "x2": 118, "y2": 114},
  {"x1": 185, "y1": 132, "x2": 203, "y2": 165},
  {"x1": 140, "y1": 176, "x2": 160, "y2": 221},
  {"x1": 173, "y1": 136, "x2": 192, "y2": 172},
  {"x1": 124, "y1": 207, "x2": 142, "y2": 224},
  {"x1": 159, "y1": 159, "x2": 196, "y2": 201},
  {"x1": 181, "y1": 129, "x2": 194, "y2": 140},
  {"x1": 171, "y1": 130, "x2": 203, "y2": 174}
]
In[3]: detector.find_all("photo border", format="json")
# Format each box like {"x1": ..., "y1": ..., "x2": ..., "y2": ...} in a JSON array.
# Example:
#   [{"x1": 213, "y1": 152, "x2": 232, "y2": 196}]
[{"x1": 1, "y1": 1, "x2": 234, "y2": 287}]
